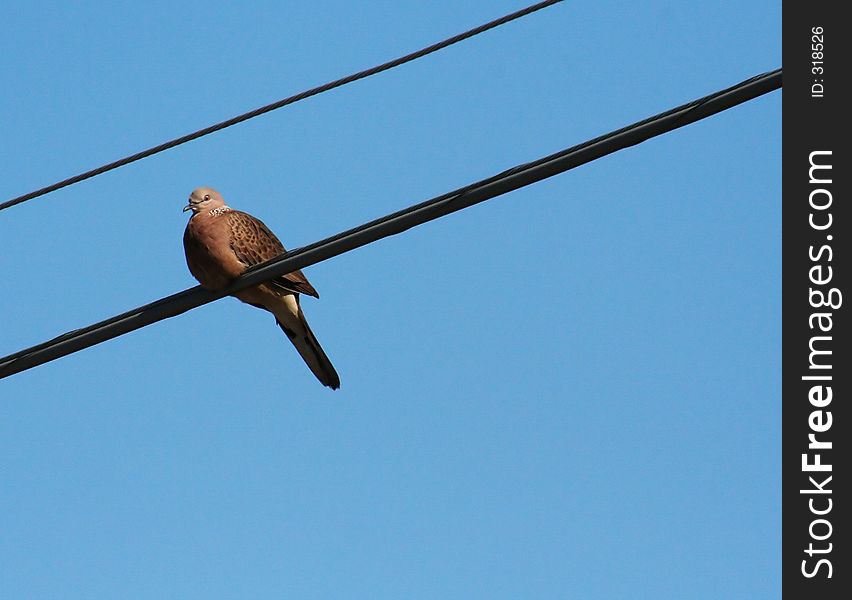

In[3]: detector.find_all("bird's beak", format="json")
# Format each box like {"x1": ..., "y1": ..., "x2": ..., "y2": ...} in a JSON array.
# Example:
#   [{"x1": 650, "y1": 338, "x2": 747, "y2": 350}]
[{"x1": 182, "y1": 203, "x2": 193, "y2": 212}]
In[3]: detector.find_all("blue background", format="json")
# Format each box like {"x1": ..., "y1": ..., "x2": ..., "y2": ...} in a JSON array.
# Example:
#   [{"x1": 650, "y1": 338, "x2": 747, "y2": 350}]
[{"x1": 1, "y1": 1, "x2": 780, "y2": 598}]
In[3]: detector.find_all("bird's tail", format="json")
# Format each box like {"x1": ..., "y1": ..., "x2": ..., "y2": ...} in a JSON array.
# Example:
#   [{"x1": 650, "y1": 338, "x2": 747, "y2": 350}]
[{"x1": 276, "y1": 308, "x2": 340, "y2": 390}]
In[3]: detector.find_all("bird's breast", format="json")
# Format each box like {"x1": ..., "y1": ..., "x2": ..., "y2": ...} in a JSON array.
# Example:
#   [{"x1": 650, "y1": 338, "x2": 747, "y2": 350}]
[{"x1": 183, "y1": 214, "x2": 246, "y2": 289}]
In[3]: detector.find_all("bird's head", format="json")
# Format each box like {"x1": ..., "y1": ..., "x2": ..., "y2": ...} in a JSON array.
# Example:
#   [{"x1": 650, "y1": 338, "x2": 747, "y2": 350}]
[{"x1": 183, "y1": 187, "x2": 226, "y2": 214}]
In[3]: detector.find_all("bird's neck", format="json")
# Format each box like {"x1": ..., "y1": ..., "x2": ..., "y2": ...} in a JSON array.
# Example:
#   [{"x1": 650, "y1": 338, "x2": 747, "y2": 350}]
[{"x1": 207, "y1": 205, "x2": 232, "y2": 217}]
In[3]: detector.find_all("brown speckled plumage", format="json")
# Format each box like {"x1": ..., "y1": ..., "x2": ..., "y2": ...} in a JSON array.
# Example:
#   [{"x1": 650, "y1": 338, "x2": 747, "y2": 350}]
[{"x1": 226, "y1": 210, "x2": 319, "y2": 298}]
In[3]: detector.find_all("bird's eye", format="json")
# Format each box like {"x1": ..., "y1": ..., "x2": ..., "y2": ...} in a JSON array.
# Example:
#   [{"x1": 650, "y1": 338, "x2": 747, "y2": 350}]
[{"x1": 204, "y1": 195, "x2": 210, "y2": 201}]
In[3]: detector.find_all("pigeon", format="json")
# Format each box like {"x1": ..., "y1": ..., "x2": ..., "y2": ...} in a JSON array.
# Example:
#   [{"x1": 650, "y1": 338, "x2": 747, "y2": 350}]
[{"x1": 182, "y1": 187, "x2": 340, "y2": 389}]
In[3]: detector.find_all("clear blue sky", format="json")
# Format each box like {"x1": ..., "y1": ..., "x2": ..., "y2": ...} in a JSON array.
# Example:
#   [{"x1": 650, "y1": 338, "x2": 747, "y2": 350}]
[{"x1": 1, "y1": 1, "x2": 780, "y2": 598}]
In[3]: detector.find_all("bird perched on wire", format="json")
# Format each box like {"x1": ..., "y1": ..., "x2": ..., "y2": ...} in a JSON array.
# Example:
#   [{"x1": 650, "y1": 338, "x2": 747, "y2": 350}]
[{"x1": 182, "y1": 187, "x2": 340, "y2": 389}]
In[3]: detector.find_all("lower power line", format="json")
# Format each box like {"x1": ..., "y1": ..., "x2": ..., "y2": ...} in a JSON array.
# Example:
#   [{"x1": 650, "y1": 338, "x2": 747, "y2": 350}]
[{"x1": 0, "y1": 68, "x2": 781, "y2": 380}]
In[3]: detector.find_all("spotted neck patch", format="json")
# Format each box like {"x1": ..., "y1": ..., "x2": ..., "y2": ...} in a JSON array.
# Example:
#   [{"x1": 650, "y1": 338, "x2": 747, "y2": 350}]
[{"x1": 208, "y1": 206, "x2": 233, "y2": 217}]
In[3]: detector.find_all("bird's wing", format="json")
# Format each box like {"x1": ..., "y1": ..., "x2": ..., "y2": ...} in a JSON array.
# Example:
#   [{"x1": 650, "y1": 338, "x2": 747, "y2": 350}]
[{"x1": 227, "y1": 210, "x2": 319, "y2": 298}]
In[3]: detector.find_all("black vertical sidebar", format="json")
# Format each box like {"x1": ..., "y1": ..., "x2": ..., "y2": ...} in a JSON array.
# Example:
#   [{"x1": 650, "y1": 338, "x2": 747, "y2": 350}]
[{"x1": 783, "y1": 2, "x2": 849, "y2": 598}]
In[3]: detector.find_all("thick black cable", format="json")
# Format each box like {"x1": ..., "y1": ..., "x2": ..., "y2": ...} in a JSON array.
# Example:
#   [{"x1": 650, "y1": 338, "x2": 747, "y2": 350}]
[
  {"x1": 0, "y1": 0, "x2": 564, "y2": 213},
  {"x1": 0, "y1": 68, "x2": 781, "y2": 379}
]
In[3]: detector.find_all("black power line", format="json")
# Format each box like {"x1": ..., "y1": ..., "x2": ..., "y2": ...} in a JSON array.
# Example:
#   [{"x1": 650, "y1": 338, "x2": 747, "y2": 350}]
[
  {"x1": 0, "y1": 68, "x2": 781, "y2": 380},
  {"x1": 0, "y1": 0, "x2": 564, "y2": 214}
]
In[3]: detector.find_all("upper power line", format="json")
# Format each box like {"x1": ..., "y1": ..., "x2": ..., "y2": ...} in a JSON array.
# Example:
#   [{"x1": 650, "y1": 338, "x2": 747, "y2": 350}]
[
  {"x1": 0, "y1": 68, "x2": 782, "y2": 380},
  {"x1": 0, "y1": 0, "x2": 564, "y2": 213}
]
